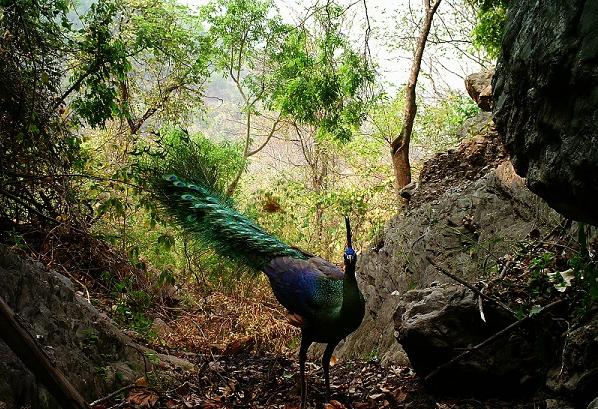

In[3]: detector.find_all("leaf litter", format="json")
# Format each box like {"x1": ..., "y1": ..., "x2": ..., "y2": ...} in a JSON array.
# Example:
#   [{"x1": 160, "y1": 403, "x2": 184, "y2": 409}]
[{"x1": 92, "y1": 349, "x2": 549, "y2": 409}]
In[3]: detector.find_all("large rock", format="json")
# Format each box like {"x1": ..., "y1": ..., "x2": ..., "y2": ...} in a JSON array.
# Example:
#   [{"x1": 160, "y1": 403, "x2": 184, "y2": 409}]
[
  {"x1": 547, "y1": 309, "x2": 598, "y2": 407},
  {"x1": 332, "y1": 123, "x2": 561, "y2": 365},
  {"x1": 493, "y1": 0, "x2": 598, "y2": 226},
  {"x1": 393, "y1": 285, "x2": 564, "y2": 396},
  {"x1": 465, "y1": 70, "x2": 494, "y2": 112},
  {"x1": 0, "y1": 248, "x2": 194, "y2": 408}
]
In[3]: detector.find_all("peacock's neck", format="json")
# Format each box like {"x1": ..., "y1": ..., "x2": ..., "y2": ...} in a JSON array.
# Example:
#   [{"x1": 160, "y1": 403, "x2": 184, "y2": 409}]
[{"x1": 341, "y1": 261, "x2": 364, "y2": 317}]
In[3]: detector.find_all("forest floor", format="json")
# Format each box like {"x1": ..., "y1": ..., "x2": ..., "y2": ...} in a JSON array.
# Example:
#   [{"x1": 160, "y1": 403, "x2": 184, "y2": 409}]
[
  {"x1": 86, "y1": 267, "x2": 567, "y2": 409},
  {"x1": 90, "y1": 346, "x2": 551, "y2": 409}
]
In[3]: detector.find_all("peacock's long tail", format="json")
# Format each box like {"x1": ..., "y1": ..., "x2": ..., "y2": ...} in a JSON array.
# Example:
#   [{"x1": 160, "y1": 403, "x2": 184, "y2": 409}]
[{"x1": 154, "y1": 174, "x2": 308, "y2": 270}]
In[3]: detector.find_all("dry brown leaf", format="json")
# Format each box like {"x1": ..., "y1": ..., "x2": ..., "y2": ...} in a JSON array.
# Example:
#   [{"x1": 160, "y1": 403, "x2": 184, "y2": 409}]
[
  {"x1": 127, "y1": 389, "x2": 159, "y2": 408},
  {"x1": 395, "y1": 389, "x2": 408, "y2": 403},
  {"x1": 323, "y1": 400, "x2": 346, "y2": 409},
  {"x1": 135, "y1": 377, "x2": 148, "y2": 386},
  {"x1": 223, "y1": 335, "x2": 254, "y2": 355},
  {"x1": 164, "y1": 399, "x2": 182, "y2": 409}
]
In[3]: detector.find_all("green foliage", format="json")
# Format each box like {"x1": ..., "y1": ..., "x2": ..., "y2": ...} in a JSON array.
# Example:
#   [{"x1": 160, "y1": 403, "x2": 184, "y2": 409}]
[
  {"x1": 119, "y1": 0, "x2": 212, "y2": 127},
  {"x1": 570, "y1": 225, "x2": 598, "y2": 302},
  {"x1": 71, "y1": 0, "x2": 130, "y2": 127},
  {"x1": 201, "y1": 0, "x2": 283, "y2": 73},
  {"x1": 70, "y1": 0, "x2": 212, "y2": 129},
  {"x1": 469, "y1": 0, "x2": 508, "y2": 58},
  {"x1": 201, "y1": 0, "x2": 290, "y2": 115},
  {"x1": 202, "y1": 0, "x2": 375, "y2": 142},
  {"x1": 269, "y1": 4, "x2": 376, "y2": 141},
  {"x1": 0, "y1": 0, "x2": 212, "y2": 231},
  {"x1": 80, "y1": 328, "x2": 100, "y2": 351},
  {"x1": 370, "y1": 91, "x2": 480, "y2": 154},
  {"x1": 81, "y1": 126, "x2": 250, "y2": 288},
  {"x1": 241, "y1": 135, "x2": 394, "y2": 260},
  {"x1": 365, "y1": 347, "x2": 380, "y2": 363},
  {"x1": 529, "y1": 251, "x2": 556, "y2": 297},
  {"x1": 137, "y1": 127, "x2": 246, "y2": 196},
  {"x1": 570, "y1": 255, "x2": 598, "y2": 301},
  {"x1": 416, "y1": 93, "x2": 481, "y2": 149},
  {"x1": 108, "y1": 274, "x2": 156, "y2": 337},
  {"x1": 0, "y1": 0, "x2": 82, "y2": 227}
]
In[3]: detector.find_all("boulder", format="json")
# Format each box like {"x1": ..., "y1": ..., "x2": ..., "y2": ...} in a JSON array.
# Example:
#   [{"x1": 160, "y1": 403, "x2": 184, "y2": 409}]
[
  {"x1": 465, "y1": 70, "x2": 494, "y2": 112},
  {"x1": 0, "y1": 247, "x2": 194, "y2": 409},
  {"x1": 393, "y1": 285, "x2": 563, "y2": 396},
  {"x1": 547, "y1": 309, "x2": 598, "y2": 407},
  {"x1": 493, "y1": 0, "x2": 598, "y2": 226}
]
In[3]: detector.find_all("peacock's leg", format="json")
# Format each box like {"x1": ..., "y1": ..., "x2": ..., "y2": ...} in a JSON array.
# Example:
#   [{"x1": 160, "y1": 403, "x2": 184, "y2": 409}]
[
  {"x1": 321, "y1": 341, "x2": 338, "y2": 401},
  {"x1": 299, "y1": 335, "x2": 312, "y2": 409}
]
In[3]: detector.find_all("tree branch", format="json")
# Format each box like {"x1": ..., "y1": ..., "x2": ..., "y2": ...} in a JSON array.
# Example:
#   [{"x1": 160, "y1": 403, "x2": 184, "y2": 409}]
[
  {"x1": 424, "y1": 299, "x2": 565, "y2": 383},
  {"x1": 246, "y1": 113, "x2": 283, "y2": 157},
  {"x1": 425, "y1": 256, "x2": 516, "y2": 317},
  {"x1": 0, "y1": 296, "x2": 89, "y2": 409}
]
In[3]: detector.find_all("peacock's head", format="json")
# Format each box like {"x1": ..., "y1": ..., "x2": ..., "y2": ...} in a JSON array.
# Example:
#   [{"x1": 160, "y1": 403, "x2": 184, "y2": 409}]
[
  {"x1": 344, "y1": 247, "x2": 357, "y2": 265},
  {"x1": 343, "y1": 216, "x2": 357, "y2": 266}
]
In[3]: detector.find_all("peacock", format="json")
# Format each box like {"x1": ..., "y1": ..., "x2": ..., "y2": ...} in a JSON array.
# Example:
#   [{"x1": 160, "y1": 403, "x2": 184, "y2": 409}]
[{"x1": 153, "y1": 174, "x2": 365, "y2": 408}]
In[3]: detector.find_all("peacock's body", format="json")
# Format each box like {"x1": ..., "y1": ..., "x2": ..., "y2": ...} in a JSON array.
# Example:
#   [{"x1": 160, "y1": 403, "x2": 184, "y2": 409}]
[{"x1": 154, "y1": 174, "x2": 365, "y2": 407}]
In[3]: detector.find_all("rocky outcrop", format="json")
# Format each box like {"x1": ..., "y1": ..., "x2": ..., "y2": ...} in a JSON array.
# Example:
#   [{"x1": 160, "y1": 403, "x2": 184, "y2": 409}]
[
  {"x1": 393, "y1": 285, "x2": 564, "y2": 396},
  {"x1": 332, "y1": 121, "x2": 561, "y2": 365},
  {"x1": 465, "y1": 70, "x2": 494, "y2": 112},
  {"x1": 0, "y1": 248, "x2": 194, "y2": 409},
  {"x1": 493, "y1": 0, "x2": 598, "y2": 226},
  {"x1": 547, "y1": 309, "x2": 598, "y2": 407}
]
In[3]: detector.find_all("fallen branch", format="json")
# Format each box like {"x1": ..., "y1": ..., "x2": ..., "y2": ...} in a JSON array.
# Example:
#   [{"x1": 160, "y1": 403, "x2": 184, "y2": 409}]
[
  {"x1": 424, "y1": 299, "x2": 564, "y2": 383},
  {"x1": 477, "y1": 281, "x2": 488, "y2": 323},
  {"x1": 89, "y1": 384, "x2": 137, "y2": 406},
  {"x1": 425, "y1": 256, "x2": 516, "y2": 317},
  {"x1": 0, "y1": 296, "x2": 89, "y2": 409}
]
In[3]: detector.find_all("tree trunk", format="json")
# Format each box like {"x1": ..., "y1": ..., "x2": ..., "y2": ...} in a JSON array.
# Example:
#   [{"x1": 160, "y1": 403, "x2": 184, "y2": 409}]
[
  {"x1": 392, "y1": 139, "x2": 411, "y2": 191},
  {"x1": 0, "y1": 296, "x2": 89, "y2": 409},
  {"x1": 391, "y1": 0, "x2": 442, "y2": 198}
]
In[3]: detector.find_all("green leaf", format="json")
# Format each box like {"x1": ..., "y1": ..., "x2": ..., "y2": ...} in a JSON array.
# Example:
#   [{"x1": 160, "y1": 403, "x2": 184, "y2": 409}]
[{"x1": 529, "y1": 305, "x2": 543, "y2": 317}]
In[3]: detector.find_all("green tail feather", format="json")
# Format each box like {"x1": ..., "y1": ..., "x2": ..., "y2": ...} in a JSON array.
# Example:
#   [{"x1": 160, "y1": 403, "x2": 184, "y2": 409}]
[{"x1": 155, "y1": 174, "x2": 308, "y2": 270}]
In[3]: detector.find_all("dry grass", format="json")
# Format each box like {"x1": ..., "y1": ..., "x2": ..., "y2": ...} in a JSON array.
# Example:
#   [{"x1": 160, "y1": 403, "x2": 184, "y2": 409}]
[
  {"x1": 8, "y1": 224, "x2": 300, "y2": 356},
  {"x1": 156, "y1": 279, "x2": 300, "y2": 356}
]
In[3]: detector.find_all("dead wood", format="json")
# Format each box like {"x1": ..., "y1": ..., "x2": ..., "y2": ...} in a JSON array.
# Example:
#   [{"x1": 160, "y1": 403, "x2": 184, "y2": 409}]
[
  {"x1": 426, "y1": 256, "x2": 516, "y2": 316},
  {"x1": 0, "y1": 296, "x2": 89, "y2": 409},
  {"x1": 424, "y1": 299, "x2": 564, "y2": 383}
]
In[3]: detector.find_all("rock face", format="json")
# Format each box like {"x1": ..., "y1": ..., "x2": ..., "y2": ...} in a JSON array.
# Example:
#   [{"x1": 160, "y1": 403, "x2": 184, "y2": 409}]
[
  {"x1": 393, "y1": 285, "x2": 564, "y2": 396},
  {"x1": 493, "y1": 0, "x2": 598, "y2": 226},
  {"x1": 0, "y1": 248, "x2": 193, "y2": 408},
  {"x1": 332, "y1": 119, "x2": 561, "y2": 364},
  {"x1": 547, "y1": 309, "x2": 598, "y2": 407}
]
